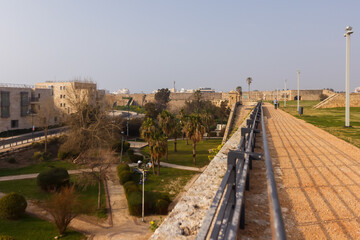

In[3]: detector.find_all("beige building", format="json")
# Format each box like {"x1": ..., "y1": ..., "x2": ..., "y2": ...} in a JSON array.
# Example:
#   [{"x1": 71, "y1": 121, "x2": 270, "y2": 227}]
[
  {"x1": 35, "y1": 81, "x2": 106, "y2": 115},
  {"x1": 0, "y1": 81, "x2": 106, "y2": 133},
  {"x1": 0, "y1": 84, "x2": 53, "y2": 133}
]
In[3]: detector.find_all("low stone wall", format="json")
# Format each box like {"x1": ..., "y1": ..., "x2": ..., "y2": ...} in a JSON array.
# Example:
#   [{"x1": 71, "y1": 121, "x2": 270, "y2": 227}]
[
  {"x1": 150, "y1": 114, "x2": 249, "y2": 240},
  {"x1": 318, "y1": 93, "x2": 360, "y2": 108}
]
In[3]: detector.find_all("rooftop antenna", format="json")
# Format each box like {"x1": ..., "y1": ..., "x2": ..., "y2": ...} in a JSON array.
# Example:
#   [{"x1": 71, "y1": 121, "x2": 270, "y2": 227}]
[{"x1": 174, "y1": 81, "x2": 176, "y2": 93}]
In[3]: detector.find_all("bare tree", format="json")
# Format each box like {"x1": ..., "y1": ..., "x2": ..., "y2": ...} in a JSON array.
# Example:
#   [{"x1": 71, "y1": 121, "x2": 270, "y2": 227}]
[
  {"x1": 44, "y1": 185, "x2": 80, "y2": 235},
  {"x1": 34, "y1": 96, "x2": 59, "y2": 153}
]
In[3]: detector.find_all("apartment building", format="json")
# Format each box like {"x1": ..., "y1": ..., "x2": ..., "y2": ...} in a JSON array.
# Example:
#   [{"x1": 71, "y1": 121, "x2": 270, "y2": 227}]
[
  {"x1": 0, "y1": 84, "x2": 52, "y2": 133},
  {"x1": 35, "y1": 81, "x2": 106, "y2": 115},
  {"x1": 0, "y1": 81, "x2": 106, "y2": 133}
]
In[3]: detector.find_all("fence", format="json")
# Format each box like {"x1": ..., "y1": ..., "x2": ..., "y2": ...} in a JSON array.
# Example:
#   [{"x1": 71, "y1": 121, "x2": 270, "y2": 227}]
[
  {"x1": 197, "y1": 102, "x2": 286, "y2": 240},
  {"x1": 0, "y1": 127, "x2": 68, "y2": 150}
]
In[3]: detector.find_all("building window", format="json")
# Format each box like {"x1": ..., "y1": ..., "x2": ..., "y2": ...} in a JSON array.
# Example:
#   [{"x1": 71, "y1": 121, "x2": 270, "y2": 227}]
[
  {"x1": 38, "y1": 93, "x2": 40, "y2": 98},
  {"x1": 11, "y1": 120, "x2": 19, "y2": 128},
  {"x1": 20, "y1": 92, "x2": 29, "y2": 117},
  {"x1": 54, "y1": 116, "x2": 57, "y2": 122},
  {"x1": 63, "y1": 86, "x2": 66, "y2": 90},
  {"x1": 63, "y1": 103, "x2": 66, "y2": 107},
  {"x1": 1, "y1": 91, "x2": 10, "y2": 118},
  {"x1": 38, "y1": 105, "x2": 40, "y2": 110},
  {"x1": 63, "y1": 95, "x2": 66, "y2": 98},
  {"x1": 60, "y1": 86, "x2": 62, "y2": 90},
  {"x1": 60, "y1": 103, "x2": 62, "y2": 107},
  {"x1": 60, "y1": 95, "x2": 62, "y2": 98}
]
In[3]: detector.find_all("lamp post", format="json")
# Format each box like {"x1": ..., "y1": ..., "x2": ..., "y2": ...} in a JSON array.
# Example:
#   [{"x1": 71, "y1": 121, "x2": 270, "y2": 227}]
[
  {"x1": 120, "y1": 131, "x2": 124, "y2": 163},
  {"x1": 284, "y1": 80, "x2": 287, "y2": 107},
  {"x1": 297, "y1": 70, "x2": 300, "y2": 111},
  {"x1": 344, "y1": 26, "x2": 353, "y2": 127}
]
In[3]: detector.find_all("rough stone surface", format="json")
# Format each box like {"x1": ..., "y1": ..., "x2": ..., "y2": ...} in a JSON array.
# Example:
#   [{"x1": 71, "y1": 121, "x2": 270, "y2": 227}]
[{"x1": 150, "y1": 114, "x2": 249, "y2": 240}]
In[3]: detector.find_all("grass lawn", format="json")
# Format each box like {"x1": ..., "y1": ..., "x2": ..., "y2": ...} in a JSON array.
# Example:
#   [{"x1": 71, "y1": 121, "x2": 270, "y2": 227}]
[
  {"x1": 0, "y1": 160, "x2": 79, "y2": 177},
  {"x1": 0, "y1": 176, "x2": 107, "y2": 218},
  {"x1": 131, "y1": 167, "x2": 197, "y2": 199},
  {"x1": 142, "y1": 138, "x2": 222, "y2": 168},
  {"x1": 0, "y1": 214, "x2": 85, "y2": 240},
  {"x1": 278, "y1": 100, "x2": 360, "y2": 148}
]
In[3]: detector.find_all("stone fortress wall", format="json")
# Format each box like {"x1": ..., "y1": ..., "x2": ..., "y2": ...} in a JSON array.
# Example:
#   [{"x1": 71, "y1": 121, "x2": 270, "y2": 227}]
[
  {"x1": 106, "y1": 89, "x2": 335, "y2": 111},
  {"x1": 317, "y1": 93, "x2": 360, "y2": 108}
]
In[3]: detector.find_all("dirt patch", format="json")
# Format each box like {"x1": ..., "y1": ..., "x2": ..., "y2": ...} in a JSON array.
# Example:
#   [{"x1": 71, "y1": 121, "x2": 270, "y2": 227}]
[{"x1": 0, "y1": 142, "x2": 61, "y2": 169}]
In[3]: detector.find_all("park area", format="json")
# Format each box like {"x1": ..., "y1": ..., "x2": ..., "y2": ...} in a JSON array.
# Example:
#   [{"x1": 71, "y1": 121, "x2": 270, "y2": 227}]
[
  {"x1": 0, "y1": 136, "x2": 222, "y2": 239},
  {"x1": 278, "y1": 100, "x2": 360, "y2": 148}
]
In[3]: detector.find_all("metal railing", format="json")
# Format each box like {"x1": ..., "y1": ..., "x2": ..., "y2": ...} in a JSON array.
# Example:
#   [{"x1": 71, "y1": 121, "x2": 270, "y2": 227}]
[
  {"x1": 0, "y1": 127, "x2": 68, "y2": 150},
  {"x1": 197, "y1": 102, "x2": 286, "y2": 240}
]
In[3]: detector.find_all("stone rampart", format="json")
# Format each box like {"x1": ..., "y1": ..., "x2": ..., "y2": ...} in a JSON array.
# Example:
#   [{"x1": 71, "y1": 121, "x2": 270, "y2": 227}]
[{"x1": 317, "y1": 93, "x2": 360, "y2": 108}]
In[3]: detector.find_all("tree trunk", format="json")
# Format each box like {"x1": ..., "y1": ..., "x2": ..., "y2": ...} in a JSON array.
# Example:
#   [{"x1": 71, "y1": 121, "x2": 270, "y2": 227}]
[
  {"x1": 44, "y1": 127, "x2": 48, "y2": 153},
  {"x1": 157, "y1": 158, "x2": 160, "y2": 175},
  {"x1": 192, "y1": 142, "x2": 196, "y2": 165},
  {"x1": 151, "y1": 156, "x2": 155, "y2": 175},
  {"x1": 98, "y1": 179, "x2": 101, "y2": 209},
  {"x1": 186, "y1": 137, "x2": 189, "y2": 145},
  {"x1": 165, "y1": 141, "x2": 168, "y2": 161},
  {"x1": 174, "y1": 137, "x2": 177, "y2": 152}
]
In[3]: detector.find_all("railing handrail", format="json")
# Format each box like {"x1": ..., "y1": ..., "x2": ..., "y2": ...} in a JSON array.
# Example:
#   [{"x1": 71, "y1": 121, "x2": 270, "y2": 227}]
[
  {"x1": 197, "y1": 102, "x2": 286, "y2": 239},
  {"x1": 261, "y1": 102, "x2": 287, "y2": 240}
]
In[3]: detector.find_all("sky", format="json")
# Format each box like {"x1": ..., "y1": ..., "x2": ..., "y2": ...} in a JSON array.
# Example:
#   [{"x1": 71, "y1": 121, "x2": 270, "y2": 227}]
[{"x1": 1, "y1": 0, "x2": 360, "y2": 93}]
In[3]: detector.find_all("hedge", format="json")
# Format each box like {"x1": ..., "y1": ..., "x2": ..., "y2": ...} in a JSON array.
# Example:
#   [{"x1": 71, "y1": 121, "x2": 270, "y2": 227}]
[
  {"x1": 0, "y1": 236, "x2": 15, "y2": 240},
  {"x1": 119, "y1": 171, "x2": 132, "y2": 185}
]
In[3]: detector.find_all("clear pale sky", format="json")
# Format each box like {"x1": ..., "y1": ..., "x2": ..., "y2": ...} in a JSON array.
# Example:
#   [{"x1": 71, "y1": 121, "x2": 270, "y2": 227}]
[{"x1": 1, "y1": 0, "x2": 360, "y2": 93}]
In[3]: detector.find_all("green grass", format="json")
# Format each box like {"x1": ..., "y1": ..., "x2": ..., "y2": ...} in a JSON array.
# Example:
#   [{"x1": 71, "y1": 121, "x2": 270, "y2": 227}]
[
  {"x1": 142, "y1": 138, "x2": 222, "y2": 168},
  {"x1": 278, "y1": 100, "x2": 360, "y2": 148},
  {"x1": 0, "y1": 176, "x2": 107, "y2": 218},
  {"x1": 0, "y1": 160, "x2": 80, "y2": 177},
  {"x1": 131, "y1": 167, "x2": 196, "y2": 199},
  {"x1": 0, "y1": 214, "x2": 85, "y2": 240}
]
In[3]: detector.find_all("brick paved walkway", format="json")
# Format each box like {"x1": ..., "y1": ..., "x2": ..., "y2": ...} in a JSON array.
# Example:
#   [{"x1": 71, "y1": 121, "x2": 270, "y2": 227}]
[{"x1": 264, "y1": 104, "x2": 360, "y2": 239}]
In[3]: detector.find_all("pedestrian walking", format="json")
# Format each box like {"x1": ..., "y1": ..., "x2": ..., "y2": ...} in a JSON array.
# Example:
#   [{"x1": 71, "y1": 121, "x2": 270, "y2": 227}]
[{"x1": 274, "y1": 98, "x2": 278, "y2": 109}]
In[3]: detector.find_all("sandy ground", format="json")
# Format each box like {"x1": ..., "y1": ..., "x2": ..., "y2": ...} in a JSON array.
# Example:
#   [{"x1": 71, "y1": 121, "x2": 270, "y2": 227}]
[{"x1": 264, "y1": 103, "x2": 360, "y2": 239}]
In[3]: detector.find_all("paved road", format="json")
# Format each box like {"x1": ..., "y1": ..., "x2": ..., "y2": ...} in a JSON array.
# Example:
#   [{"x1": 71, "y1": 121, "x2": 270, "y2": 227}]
[{"x1": 264, "y1": 104, "x2": 360, "y2": 239}]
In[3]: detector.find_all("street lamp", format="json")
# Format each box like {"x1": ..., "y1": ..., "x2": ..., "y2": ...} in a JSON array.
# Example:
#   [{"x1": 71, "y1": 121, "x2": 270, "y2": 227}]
[
  {"x1": 344, "y1": 26, "x2": 353, "y2": 127},
  {"x1": 297, "y1": 70, "x2": 300, "y2": 112},
  {"x1": 284, "y1": 80, "x2": 287, "y2": 107},
  {"x1": 27, "y1": 110, "x2": 34, "y2": 141},
  {"x1": 120, "y1": 131, "x2": 124, "y2": 163}
]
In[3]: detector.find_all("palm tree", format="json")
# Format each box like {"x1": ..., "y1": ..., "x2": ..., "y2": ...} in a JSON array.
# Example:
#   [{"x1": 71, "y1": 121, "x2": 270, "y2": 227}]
[
  {"x1": 246, "y1": 77, "x2": 252, "y2": 100},
  {"x1": 201, "y1": 112, "x2": 214, "y2": 140},
  {"x1": 140, "y1": 118, "x2": 157, "y2": 174},
  {"x1": 158, "y1": 110, "x2": 175, "y2": 162},
  {"x1": 149, "y1": 131, "x2": 167, "y2": 175},
  {"x1": 185, "y1": 114, "x2": 206, "y2": 165},
  {"x1": 179, "y1": 109, "x2": 189, "y2": 144},
  {"x1": 172, "y1": 118, "x2": 182, "y2": 152}
]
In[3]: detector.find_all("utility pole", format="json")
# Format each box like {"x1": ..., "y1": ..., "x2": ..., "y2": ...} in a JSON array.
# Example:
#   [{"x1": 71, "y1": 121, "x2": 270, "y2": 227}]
[
  {"x1": 284, "y1": 80, "x2": 287, "y2": 107},
  {"x1": 344, "y1": 26, "x2": 353, "y2": 127},
  {"x1": 297, "y1": 70, "x2": 300, "y2": 111}
]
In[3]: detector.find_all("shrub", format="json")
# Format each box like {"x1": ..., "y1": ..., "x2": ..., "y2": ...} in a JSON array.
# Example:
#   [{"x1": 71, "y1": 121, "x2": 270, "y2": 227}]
[
  {"x1": 127, "y1": 149, "x2": 134, "y2": 156},
  {"x1": 0, "y1": 236, "x2": 15, "y2": 240},
  {"x1": 33, "y1": 151, "x2": 51, "y2": 162},
  {"x1": 37, "y1": 167, "x2": 70, "y2": 192},
  {"x1": 129, "y1": 154, "x2": 143, "y2": 163},
  {"x1": 31, "y1": 141, "x2": 43, "y2": 150},
  {"x1": 127, "y1": 191, "x2": 142, "y2": 216},
  {"x1": 7, "y1": 158, "x2": 16, "y2": 164},
  {"x1": 119, "y1": 171, "x2": 132, "y2": 185},
  {"x1": 123, "y1": 181, "x2": 139, "y2": 196},
  {"x1": 117, "y1": 163, "x2": 130, "y2": 178},
  {"x1": 57, "y1": 150, "x2": 75, "y2": 160},
  {"x1": 319, "y1": 93, "x2": 328, "y2": 101},
  {"x1": 156, "y1": 199, "x2": 170, "y2": 215},
  {"x1": 0, "y1": 192, "x2": 27, "y2": 220},
  {"x1": 112, "y1": 140, "x2": 130, "y2": 153}
]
